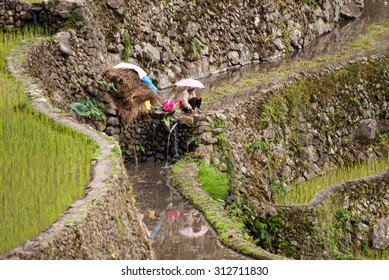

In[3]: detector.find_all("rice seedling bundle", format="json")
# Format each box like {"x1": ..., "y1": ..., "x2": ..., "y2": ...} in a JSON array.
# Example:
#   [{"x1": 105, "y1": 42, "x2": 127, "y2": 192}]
[{"x1": 0, "y1": 29, "x2": 98, "y2": 254}]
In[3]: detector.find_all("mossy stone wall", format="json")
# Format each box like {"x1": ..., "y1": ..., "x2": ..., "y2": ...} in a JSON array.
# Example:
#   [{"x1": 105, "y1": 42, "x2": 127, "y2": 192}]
[
  {"x1": 208, "y1": 56, "x2": 389, "y2": 207},
  {"x1": 0, "y1": 0, "x2": 86, "y2": 31},
  {"x1": 1, "y1": 41, "x2": 152, "y2": 260},
  {"x1": 199, "y1": 55, "x2": 389, "y2": 259},
  {"x1": 21, "y1": 0, "x2": 365, "y2": 112},
  {"x1": 256, "y1": 172, "x2": 389, "y2": 259}
]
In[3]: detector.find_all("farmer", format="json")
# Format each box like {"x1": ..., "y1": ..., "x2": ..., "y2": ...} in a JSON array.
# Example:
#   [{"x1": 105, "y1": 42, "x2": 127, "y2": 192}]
[{"x1": 178, "y1": 87, "x2": 202, "y2": 114}]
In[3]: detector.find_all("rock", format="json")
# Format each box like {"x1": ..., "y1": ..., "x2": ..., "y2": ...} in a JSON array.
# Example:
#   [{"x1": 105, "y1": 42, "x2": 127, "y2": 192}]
[
  {"x1": 203, "y1": 137, "x2": 218, "y2": 144},
  {"x1": 19, "y1": 11, "x2": 33, "y2": 20},
  {"x1": 200, "y1": 132, "x2": 213, "y2": 142},
  {"x1": 105, "y1": 126, "x2": 120, "y2": 135},
  {"x1": 227, "y1": 51, "x2": 240, "y2": 65},
  {"x1": 340, "y1": 2, "x2": 362, "y2": 19},
  {"x1": 273, "y1": 38, "x2": 285, "y2": 50},
  {"x1": 107, "y1": 117, "x2": 120, "y2": 126},
  {"x1": 219, "y1": 163, "x2": 228, "y2": 172},
  {"x1": 211, "y1": 128, "x2": 223, "y2": 135},
  {"x1": 194, "y1": 125, "x2": 210, "y2": 134},
  {"x1": 95, "y1": 121, "x2": 106, "y2": 132},
  {"x1": 316, "y1": 18, "x2": 330, "y2": 36},
  {"x1": 178, "y1": 115, "x2": 194, "y2": 125},
  {"x1": 372, "y1": 217, "x2": 389, "y2": 249},
  {"x1": 58, "y1": 10, "x2": 69, "y2": 19},
  {"x1": 377, "y1": 120, "x2": 389, "y2": 133},
  {"x1": 289, "y1": 29, "x2": 302, "y2": 49},
  {"x1": 143, "y1": 43, "x2": 161, "y2": 62},
  {"x1": 281, "y1": 165, "x2": 291, "y2": 178},
  {"x1": 107, "y1": 0, "x2": 125, "y2": 10},
  {"x1": 306, "y1": 145, "x2": 319, "y2": 162},
  {"x1": 352, "y1": 119, "x2": 377, "y2": 143},
  {"x1": 195, "y1": 144, "x2": 213, "y2": 165},
  {"x1": 56, "y1": 32, "x2": 73, "y2": 58},
  {"x1": 74, "y1": 7, "x2": 86, "y2": 22},
  {"x1": 15, "y1": 4, "x2": 22, "y2": 13}
]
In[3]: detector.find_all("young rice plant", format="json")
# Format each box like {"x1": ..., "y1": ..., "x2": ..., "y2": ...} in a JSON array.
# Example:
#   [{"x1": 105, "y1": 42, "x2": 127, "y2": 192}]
[
  {"x1": 276, "y1": 154, "x2": 389, "y2": 205},
  {"x1": 0, "y1": 28, "x2": 99, "y2": 254}
]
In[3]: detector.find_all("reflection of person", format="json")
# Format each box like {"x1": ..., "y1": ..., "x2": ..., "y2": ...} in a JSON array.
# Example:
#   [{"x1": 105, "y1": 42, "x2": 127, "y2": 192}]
[
  {"x1": 179, "y1": 210, "x2": 208, "y2": 238},
  {"x1": 178, "y1": 87, "x2": 202, "y2": 114},
  {"x1": 165, "y1": 202, "x2": 185, "y2": 221}
]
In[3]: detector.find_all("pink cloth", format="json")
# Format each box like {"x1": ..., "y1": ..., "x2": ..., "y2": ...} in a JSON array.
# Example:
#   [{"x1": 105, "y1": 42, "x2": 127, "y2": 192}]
[
  {"x1": 162, "y1": 99, "x2": 176, "y2": 112},
  {"x1": 166, "y1": 209, "x2": 180, "y2": 221}
]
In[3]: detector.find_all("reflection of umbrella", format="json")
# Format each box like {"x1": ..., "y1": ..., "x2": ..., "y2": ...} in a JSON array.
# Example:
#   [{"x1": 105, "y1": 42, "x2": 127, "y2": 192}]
[
  {"x1": 113, "y1": 62, "x2": 158, "y2": 93},
  {"x1": 174, "y1": 78, "x2": 205, "y2": 88},
  {"x1": 150, "y1": 219, "x2": 164, "y2": 239},
  {"x1": 179, "y1": 225, "x2": 209, "y2": 238}
]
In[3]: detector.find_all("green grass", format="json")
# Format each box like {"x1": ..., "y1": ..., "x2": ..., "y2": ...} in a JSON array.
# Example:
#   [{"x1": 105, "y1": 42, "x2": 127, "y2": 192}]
[
  {"x1": 0, "y1": 28, "x2": 99, "y2": 254},
  {"x1": 276, "y1": 154, "x2": 389, "y2": 205},
  {"x1": 356, "y1": 249, "x2": 389, "y2": 260},
  {"x1": 197, "y1": 161, "x2": 229, "y2": 201}
]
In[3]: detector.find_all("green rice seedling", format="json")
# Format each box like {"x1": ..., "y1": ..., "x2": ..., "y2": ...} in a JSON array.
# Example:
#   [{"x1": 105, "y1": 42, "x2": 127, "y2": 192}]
[
  {"x1": 0, "y1": 28, "x2": 99, "y2": 254},
  {"x1": 277, "y1": 153, "x2": 389, "y2": 205}
]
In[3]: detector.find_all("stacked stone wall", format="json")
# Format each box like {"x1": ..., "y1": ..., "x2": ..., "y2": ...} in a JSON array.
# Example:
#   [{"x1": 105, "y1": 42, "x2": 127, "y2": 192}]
[
  {"x1": 168, "y1": 55, "x2": 389, "y2": 259},
  {"x1": 0, "y1": 0, "x2": 86, "y2": 31},
  {"x1": 20, "y1": 0, "x2": 366, "y2": 113},
  {"x1": 201, "y1": 55, "x2": 389, "y2": 259},
  {"x1": 207, "y1": 56, "x2": 389, "y2": 207},
  {"x1": 1, "y1": 39, "x2": 152, "y2": 260},
  {"x1": 11, "y1": 0, "x2": 368, "y2": 164},
  {"x1": 257, "y1": 171, "x2": 389, "y2": 259}
]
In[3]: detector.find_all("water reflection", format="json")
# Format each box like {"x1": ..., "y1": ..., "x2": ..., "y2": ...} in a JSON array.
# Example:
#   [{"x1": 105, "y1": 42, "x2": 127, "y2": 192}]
[{"x1": 126, "y1": 162, "x2": 246, "y2": 260}]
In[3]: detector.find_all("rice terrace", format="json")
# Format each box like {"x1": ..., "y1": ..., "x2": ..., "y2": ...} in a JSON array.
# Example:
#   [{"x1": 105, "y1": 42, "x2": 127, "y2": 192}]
[{"x1": 0, "y1": 0, "x2": 388, "y2": 261}]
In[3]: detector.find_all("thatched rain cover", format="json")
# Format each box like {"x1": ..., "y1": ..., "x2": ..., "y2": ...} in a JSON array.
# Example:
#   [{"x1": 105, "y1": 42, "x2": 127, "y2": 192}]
[{"x1": 104, "y1": 68, "x2": 161, "y2": 124}]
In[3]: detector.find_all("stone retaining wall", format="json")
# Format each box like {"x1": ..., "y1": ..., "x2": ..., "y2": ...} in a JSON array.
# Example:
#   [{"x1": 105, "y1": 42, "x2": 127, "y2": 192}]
[
  {"x1": 114, "y1": 112, "x2": 222, "y2": 163},
  {"x1": 9, "y1": 0, "x2": 368, "y2": 162},
  {"x1": 0, "y1": 0, "x2": 86, "y2": 31},
  {"x1": 20, "y1": 0, "x2": 366, "y2": 113},
  {"x1": 0, "y1": 41, "x2": 152, "y2": 260},
  {"x1": 91, "y1": 0, "x2": 365, "y2": 87},
  {"x1": 257, "y1": 171, "x2": 389, "y2": 259},
  {"x1": 167, "y1": 55, "x2": 389, "y2": 259},
  {"x1": 198, "y1": 55, "x2": 389, "y2": 259},
  {"x1": 207, "y1": 56, "x2": 389, "y2": 207}
]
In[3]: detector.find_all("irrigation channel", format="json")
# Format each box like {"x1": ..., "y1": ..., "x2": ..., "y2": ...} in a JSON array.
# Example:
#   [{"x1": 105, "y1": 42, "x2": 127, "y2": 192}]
[
  {"x1": 127, "y1": 0, "x2": 389, "y2": 260},
  {"x1": 126, "y1": 163, "x2": 247, "y2": 260}
]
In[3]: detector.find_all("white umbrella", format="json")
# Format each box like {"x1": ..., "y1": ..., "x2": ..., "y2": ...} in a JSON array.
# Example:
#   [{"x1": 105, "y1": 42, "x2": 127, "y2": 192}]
[
  {"x1": 113, "y1": 62, "x2": 147, "y2": 79},
  {"x1": 174, "y1": 78, "x2": 205, "y2": 88}
]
